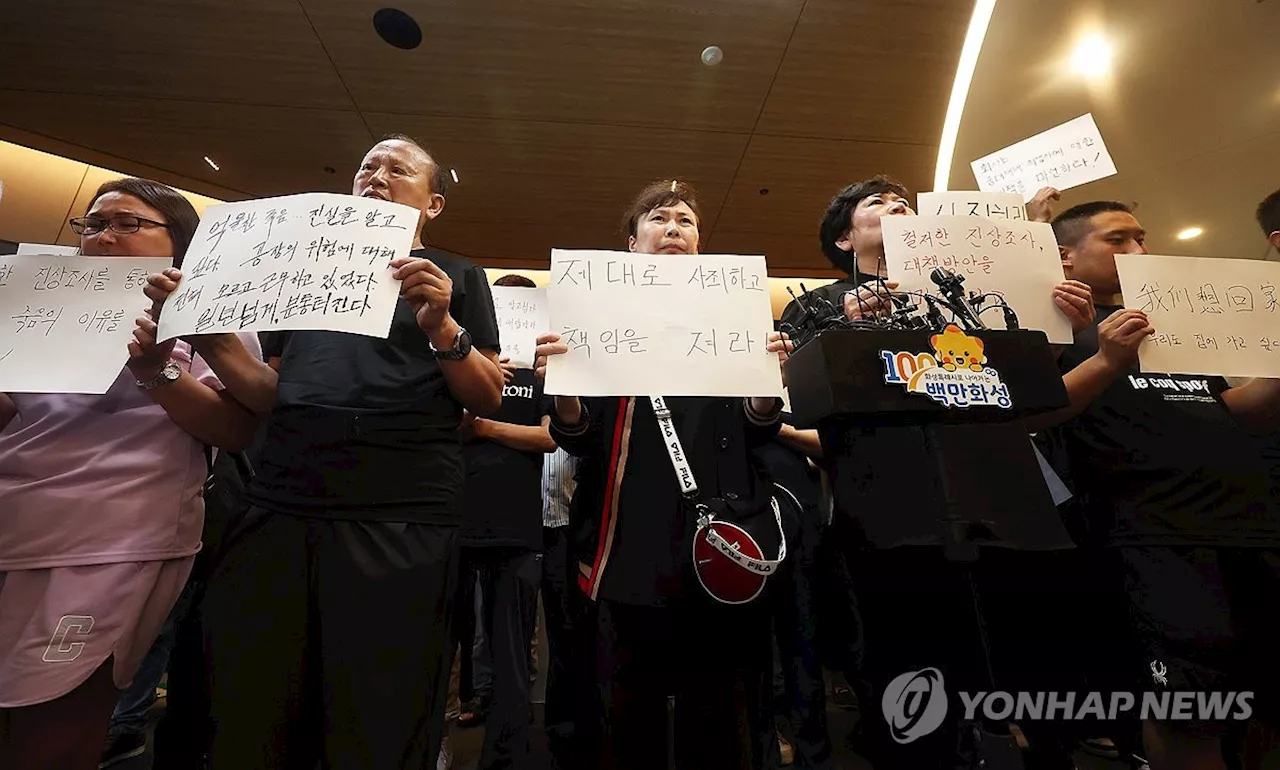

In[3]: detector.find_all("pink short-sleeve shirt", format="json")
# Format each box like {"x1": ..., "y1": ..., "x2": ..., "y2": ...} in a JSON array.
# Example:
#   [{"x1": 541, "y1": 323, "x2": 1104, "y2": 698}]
[{"x1": 0, "y1": 334, "x2": 262, "y2": 570}]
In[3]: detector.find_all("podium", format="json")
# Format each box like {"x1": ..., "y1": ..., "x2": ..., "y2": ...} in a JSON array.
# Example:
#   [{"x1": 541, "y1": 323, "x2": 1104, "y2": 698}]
[{"x1": 786, "y1": 328, "x2": 1073, "y2": 557}]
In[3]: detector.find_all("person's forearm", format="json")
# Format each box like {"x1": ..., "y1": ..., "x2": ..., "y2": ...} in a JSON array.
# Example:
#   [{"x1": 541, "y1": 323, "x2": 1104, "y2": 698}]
[
  {"x1": 0, "y1": 393, "x2": 15, "y2": 431},
  {"x1": 553, "y1": 395, "x2": 583, "y2": 425},
  {"x1": 477, "y1": 420, "x2": 557, "y2": 453},
  {"x1": 776, "y1": 424, "x2": 823, "y2": 458},
  {"x1": 430, "y1": 317, "x2": 503, "y2": 416},
  {"x1": 143, "y1": 375, "x2": 260, "y2": 450},
  {"x1": 1222, "y1": 378, "x2": 1280, "y2": 434},
  {"x1": 1024, "y1": 352, "x2": 1124, "y2": 432},
  {"x1": 190, "y1": 334, "x2": 279, "y2": 417}
]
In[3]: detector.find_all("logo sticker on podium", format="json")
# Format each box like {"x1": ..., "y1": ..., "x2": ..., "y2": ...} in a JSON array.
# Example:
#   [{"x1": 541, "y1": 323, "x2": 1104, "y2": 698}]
[{"x1": 880, "y1": 325, "x2": 1013, "y2": 409}]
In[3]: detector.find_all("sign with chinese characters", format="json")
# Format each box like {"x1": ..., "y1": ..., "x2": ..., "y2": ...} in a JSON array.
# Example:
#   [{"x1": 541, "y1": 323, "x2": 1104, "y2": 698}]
[
  {"x1": 971, "y1": 114, "x2": 1117, "y2": 202},
  {"x1": 156, "y1": 193, "x2": 418, "y2": 341},
  {"x1": 916, "y1": 191, "x2": 1026, "y2": 221},
  {"x1": 0, "y1": 254, "x2": 171, "y2": 393},
  {"x1": 883, "y1": 215, "x2": 1073, "y2": 344},
  {"x1": 880, "y1": 324, "x2": 1013, "y2": 409},
  {"x1": 490, "y1": 285, "x2": 548, "y2": 369},
  {"x1": 1116, "y1": 253, "x2": 1280, "y2": 378},
  {"x1": 544, "y1": 249, "x2": 783, "y2": 397}
]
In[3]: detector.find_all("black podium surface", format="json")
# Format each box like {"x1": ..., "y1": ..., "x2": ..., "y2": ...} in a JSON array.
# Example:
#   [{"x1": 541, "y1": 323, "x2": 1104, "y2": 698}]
[{"x1": 787, "y1": 327, "x2": 1075, "y2": 554}]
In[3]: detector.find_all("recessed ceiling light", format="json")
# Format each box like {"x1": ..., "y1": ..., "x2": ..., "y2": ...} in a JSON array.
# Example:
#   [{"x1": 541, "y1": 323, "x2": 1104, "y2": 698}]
[
  {"x1": 701, "y1": 45, "x2": 724, "y2": 67},
  {"x1": 373, "y1": 8, "x2": 422, "y2": 50},
  {"x1": 450, "y1": 168, "x2": 460, "y2": 184},
  {"x1": 203, "y1": 156, "x2": 220, "y2": 171},
  {"x1": 1177, "y1": 226, "x2": 1204, "y2": 240},
  {"x1": 1071, "y1": 34, "x2": 1112, "y2": 78}
]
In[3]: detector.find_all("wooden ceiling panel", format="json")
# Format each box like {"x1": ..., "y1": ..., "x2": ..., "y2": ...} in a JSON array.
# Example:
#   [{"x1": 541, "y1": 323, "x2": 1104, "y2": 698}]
[
  {"x1": 713, "y1": 134, "x2": 935, "y2": 237},
  {"x1": 702, "y1": 230, "x2": 833, "y2": 276},
  {"x1": 754, "y1": 0, "x2": 970, "y2": 144},
  {"x1": 304, "y1": 0, "x2": 804, "y2": 131},
  {"x1": 0, "y1": 90, "x2": 374, "y2": 199},
  {"x1": 362, "y1": 112, "x2": 746, "y2": 225},
  {"x1": 0, "y1": 0, "x2": 350, "y2": 110},
  {"x1": 425, "y1": 220, "x2": 639, "y2": 267}
]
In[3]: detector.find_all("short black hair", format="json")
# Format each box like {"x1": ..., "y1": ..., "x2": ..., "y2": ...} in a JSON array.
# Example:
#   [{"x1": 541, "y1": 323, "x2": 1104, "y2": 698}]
[
  {"x1": 86, "y1": 177, "x2": 200, "y2": 268},
  {"x1": 1257, "y1": 188, "x2": 1280, "y2": 237},
  {"x1": 378, "y1": 133, "x2": 450, "y2": 198},
  {"x1": 1051, "y1": 201, "x2": 1133, "y2": 247},
  {"x1": 494, "y1": 273, "x2": 536, "y2": 288},
  {"x1": 819, "y1": 175, "x2": 909, "y2": 273}
]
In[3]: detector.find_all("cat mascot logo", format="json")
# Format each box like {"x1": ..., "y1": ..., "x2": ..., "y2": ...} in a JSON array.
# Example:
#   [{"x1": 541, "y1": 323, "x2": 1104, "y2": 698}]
[{"x1": 880, "y1": 325, "x2": 1013, "y2": 409}]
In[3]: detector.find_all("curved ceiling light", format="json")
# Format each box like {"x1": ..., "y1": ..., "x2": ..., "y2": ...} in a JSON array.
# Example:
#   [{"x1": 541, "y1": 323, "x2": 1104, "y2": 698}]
[{"x1": 933, "y1": 0, "x2": 998, "y2": 192}]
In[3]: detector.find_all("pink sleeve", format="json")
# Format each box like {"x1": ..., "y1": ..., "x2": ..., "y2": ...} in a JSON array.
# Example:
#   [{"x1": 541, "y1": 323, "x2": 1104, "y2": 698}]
[{"x1": 184, "y1": 333, "x2": 264, "y2": 391}]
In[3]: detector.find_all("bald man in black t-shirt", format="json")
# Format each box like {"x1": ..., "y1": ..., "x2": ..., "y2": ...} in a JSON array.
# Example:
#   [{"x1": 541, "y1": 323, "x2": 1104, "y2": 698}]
[{"x1": 142, "y1": 135, "x2": 504, "y2": 769}]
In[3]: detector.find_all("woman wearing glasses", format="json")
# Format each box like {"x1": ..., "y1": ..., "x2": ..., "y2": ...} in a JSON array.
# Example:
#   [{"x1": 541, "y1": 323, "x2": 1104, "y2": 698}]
[{"x1": 0, "y1": 178, "x2": 261, "y2": 768}]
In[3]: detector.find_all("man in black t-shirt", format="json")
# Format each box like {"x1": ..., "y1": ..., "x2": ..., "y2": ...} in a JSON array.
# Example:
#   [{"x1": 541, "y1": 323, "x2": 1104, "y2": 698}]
[
  {"x1": 142, "y1": 134, "x2": 504, "y2": 769},
  {"x1": 452, "y1": 273, "x2": 556, "y2": 769},
  {"x1": 1042, "y1": 201, "x2": 1280, "y2": 770}
]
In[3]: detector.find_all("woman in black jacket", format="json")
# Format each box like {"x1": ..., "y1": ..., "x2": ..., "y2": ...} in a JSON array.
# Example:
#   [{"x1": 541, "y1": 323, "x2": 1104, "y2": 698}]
[{"x1": 534, "y1": 180, "x2": 790, "y2": 769}]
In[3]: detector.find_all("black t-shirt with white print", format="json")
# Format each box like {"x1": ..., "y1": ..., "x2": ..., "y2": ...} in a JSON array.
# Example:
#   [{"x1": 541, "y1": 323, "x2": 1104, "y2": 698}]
[
  {"x1": 1053, "y1": 305, "x2": 1280, "y2": 547},
  {"x1": 460, "y1": 368, "x2": 551, "y2": 550}
]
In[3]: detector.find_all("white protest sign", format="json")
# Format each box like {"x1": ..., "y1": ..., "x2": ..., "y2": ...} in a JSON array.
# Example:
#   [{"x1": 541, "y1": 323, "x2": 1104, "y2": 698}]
[
  {"x1": 491, "y1": 285, "x2": 548, "y2": 369},
  {"x1": 18, "y1": 243, "x2": 80, "y2": 255},
  {"x1": 883, "y1": 215, "x2": 1072, "y2": 343},
  {"x1": 156, "y1": 193, "x2": 418, "y2": 341},
  {"x1": 544, "y1": 249, "x2": 783, "y2": 397},
  {"x1": 0, "y1": 254, "x2": 171, "y2": 393},
  {"x1": 971, "y1": 114, "x2": 1117, "y2": 202},
  {"x1": 916, "y1": 191, "x2": 1026, "y2": 221},
  {"x1": 1116, "y1": 254, "x2": 1280, "y2": 378}
]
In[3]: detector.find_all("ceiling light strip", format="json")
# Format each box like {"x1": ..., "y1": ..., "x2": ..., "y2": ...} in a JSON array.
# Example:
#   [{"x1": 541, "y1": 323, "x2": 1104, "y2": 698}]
[{"x1": 932, "y1": 0, "x2": 998, "y2": 192}]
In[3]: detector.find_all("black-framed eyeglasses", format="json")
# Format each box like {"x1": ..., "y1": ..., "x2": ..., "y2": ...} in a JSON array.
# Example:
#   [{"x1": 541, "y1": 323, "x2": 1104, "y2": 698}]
[{"x1": 69, "y1": 215, "x2": 170, "y2": 236}]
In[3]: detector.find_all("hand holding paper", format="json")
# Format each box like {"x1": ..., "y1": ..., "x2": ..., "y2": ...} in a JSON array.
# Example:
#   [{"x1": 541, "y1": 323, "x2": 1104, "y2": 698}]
[{"x1": 390, "y1": 256, "x2": 454, "y2": 337}]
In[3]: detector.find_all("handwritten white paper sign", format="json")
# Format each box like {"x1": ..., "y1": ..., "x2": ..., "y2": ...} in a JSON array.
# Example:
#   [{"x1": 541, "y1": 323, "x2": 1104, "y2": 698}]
[
  {"x1": 1116, "y1": 253, "x2": 1280, "y2": 378},
  {"x1": 18, "y1": 243, "x2": 80, "y2": 256},
  {"x1": 971, "y1": 114, "x2": 1117, "y2": 202},
  {"x1": 916, "y1": 191, "x2": 1026, "y2": 221},
  {"x1": 0, "y1": 254, "x2": 171, "y2": 393},
  {"x1": 883, "y1": 215, "x2": 1072, "y2": 344},
  {"x1": 491, "y1": 285, "x2": 548, "y2": 369},
  {"x1": 544, "y1": 249, "x2": 783, "y2": 397},
  {"x1": 156, "y1": 193, "x2": 418, "y2": 341}
]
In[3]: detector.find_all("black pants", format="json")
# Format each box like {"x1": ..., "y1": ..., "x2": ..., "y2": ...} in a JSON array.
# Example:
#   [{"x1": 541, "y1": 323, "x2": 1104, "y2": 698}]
[
  {"x1": 541, "y1": 526, "x2": 601, "y2": 769},
  {"x1": 597, "y1": 597, "x2": 770, "y2": 770},
  {"x1": 761, "y1": 519, "x2": 835, "y2": 770},
  {"x1": 455, "y1": 546, "x2": 541, "y2": 770},
  {"x1": 202, "y1": 506, "x2": 458, "y2": 770}
]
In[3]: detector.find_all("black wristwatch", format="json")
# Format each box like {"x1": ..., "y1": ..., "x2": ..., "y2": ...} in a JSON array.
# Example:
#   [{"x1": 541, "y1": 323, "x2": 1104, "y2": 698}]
[{"x1": 430, "y1": 327, "x2": 473, "y2": 360}]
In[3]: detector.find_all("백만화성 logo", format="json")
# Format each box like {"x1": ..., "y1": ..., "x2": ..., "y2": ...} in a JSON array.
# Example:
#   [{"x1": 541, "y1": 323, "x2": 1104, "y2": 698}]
[
  {"x1": 882, "y1": 668, "x2": 949, "y2": 744},
  {"x1": 881, "y1": 325, "x2": 1012, "y2": 409}
]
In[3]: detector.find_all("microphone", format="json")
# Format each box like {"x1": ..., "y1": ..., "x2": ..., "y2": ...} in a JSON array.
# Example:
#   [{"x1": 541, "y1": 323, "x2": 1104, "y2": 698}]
[{"x1": 929, "y1": 267, "x2": 987, "y2": 330}]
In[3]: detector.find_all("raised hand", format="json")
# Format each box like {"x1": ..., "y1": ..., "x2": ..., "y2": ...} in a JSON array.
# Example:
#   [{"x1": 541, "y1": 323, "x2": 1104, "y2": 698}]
[
  {"x1": 1053, "y1": 280, "x2": 1096, "y2": 334},
  {"x1": 390, "y1": 256, "x2": 453, "y2": 336},
  {"x1": 533, "y1": 332, "x2": 568, "y2": 383},
  {"x1": 1097, "y1": 309, "x2": 1154, "y2": 371},
  {"x1": 127, "y1": 306, "x2": 177, "y2": 381},
  {"x1": 1026, "y1": 187, "x2": 1061, "y2": 223}
]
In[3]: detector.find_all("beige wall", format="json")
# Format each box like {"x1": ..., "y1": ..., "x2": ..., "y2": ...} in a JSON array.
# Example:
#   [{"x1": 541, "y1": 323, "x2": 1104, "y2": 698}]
[{"x1": 0, "y1": 140, "x2": 222, "y2": 247}]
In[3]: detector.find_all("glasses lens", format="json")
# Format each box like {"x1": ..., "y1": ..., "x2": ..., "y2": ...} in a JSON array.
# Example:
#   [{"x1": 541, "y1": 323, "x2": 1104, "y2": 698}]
[
  {"x1": 70, "y1": 217, "x2": 101, "y2": 235},
  {"x1": 109, "y1": 216, "x2": 143, "y2": 234}
]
